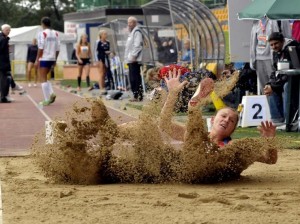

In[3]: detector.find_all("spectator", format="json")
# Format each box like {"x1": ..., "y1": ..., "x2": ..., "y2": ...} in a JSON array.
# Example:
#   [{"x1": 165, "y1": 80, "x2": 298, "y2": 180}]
[
  {"x1": 264, "y1": 32, "x2": 300, "y2": 128},
  {"x1": 166, "y1": 38, "x2": 178, "y2": 64},
  {"x1": 124, "y1": 16, "x2": 144, "y2": 102},
  {"x1": 250, "y1": 17, "x2": 291, "y2": 94},
  {"x1": 35, "y1": 17, "x2": 60, "y2": 106},
  {"x1": 0, "y1": 24, "x2": 12, "y2": 103},
  {"x1": 181, "y1": 38, "x2": 195, "y2": 64},
  {"x1": 26, "y1": 38, "x2": 38, "y2": 87},
  {"x1": 110, "y1": 51, "x2": 124, "y2": 90},
  {"x1": 95, "y1": 29, "x2": 110, "y2": 95},
  {"x1": 292, "y1": 20, "x2": 300, "y2": 42},
  {"x1": 75, "y1": 33, "x2": 92, "y2": 91},
  {"x1": 153, "y1": 32, "x2": 177, "y2": 65}
]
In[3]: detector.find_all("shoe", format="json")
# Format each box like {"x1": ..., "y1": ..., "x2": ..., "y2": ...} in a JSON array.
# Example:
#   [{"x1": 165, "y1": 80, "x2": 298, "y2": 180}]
[
  {"x1": 49, "y1": 93, "x2": 56, "y2": 104},
  {"x1": 33, "y1": 83, "x2": 37, "y2": 87},
  {"x1": 1, "y1": 97, "x2": 12, "y2": 103},
  {"x1": 77, "y1": 87, "x2": 81, "y2": 92},
  {"x1": 12, "y1": 84, "x2": 23, "y2": 91},
  {"x1": 6, "y1": 96, "x2": 15, "y2": 102},
  {"x1": 273, "y1": 122, "x2": 285, "y2": 127},
  {"x1": 39, "y1": 100, "x2": 51, "y2": 106},
  {"x1": 277, "y1": 121, "x2": 299, "y2": 132},
  {"x1": 28, "y1": 83, "x2": 32, "y2": 87},
  {"x1": 276, "y1": 124, "x2": 286, "y2": 131},
  {"x1": 88, "y1": 86, "x2": 94, "y2": 91}
]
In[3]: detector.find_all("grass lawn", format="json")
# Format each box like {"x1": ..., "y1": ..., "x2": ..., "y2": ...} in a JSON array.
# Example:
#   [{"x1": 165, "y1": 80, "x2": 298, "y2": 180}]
[{"x1": 233, "y1": 126, "x2": 300, "y2": 150}]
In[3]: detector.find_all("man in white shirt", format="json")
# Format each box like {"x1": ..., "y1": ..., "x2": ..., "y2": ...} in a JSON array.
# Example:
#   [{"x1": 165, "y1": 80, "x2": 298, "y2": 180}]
[{"x1": 35, "y1": 17, "x2": 60, "y2": 106}]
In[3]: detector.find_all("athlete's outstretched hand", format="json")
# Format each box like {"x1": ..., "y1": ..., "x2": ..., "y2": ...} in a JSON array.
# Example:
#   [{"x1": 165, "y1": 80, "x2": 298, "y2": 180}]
[{"x1": 258, "y1": 121, "x2": 276, "y2": 138}]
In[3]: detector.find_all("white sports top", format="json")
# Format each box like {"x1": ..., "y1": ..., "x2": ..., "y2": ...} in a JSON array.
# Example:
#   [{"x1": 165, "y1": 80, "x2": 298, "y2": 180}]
[{"x1": 38, "y1": 28, "x2": 60, "y2": 61}]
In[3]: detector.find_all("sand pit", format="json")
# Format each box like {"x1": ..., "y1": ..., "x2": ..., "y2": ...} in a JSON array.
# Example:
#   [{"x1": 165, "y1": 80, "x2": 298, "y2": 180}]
[
  {"x1": 0, "y1": 149, "x2": 300, "y2": 223},
  {"x1": 2, "y1": 73, "x2": 298, "y2": 222}
]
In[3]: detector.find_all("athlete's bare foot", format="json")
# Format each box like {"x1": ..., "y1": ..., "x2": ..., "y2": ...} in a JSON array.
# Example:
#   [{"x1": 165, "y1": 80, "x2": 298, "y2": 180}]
[{"x1": 189, "y1": 78, "x2": 214, "y2": 107}]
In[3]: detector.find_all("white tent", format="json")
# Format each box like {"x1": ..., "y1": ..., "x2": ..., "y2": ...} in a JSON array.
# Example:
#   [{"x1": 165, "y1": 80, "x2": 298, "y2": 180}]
[
  {"x1": 8, "y1": 26, "x2": 76, "y2": 77},
  {"x1": 9, "y1": 25, "x2": 76, "y2": 61}
]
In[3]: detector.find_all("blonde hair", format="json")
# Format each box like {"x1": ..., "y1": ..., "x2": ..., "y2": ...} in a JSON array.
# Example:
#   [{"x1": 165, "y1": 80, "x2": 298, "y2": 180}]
[
  {"x1": 98, "y1": 29, "x2": 107, "y2": 39},
  {"x1": 79, "y1": 33, "x2": 88, "y2": 45}
]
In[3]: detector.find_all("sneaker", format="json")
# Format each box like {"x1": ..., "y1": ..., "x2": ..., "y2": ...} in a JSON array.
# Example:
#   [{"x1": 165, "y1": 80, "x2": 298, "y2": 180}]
[
  {"x1": 276, "y1": 124, "x2": 286, "y2": 131},
  {"x1": 273, "y1": 122, "x2": 285, "y2": 127},
  {"x1": 49, "y1": 93, "x2": 56, "y2": 104},
  {"x1": 12, "y1": 84, "x2": 23, "y2": 91},
  {"x1": 6, "y1": 96, "x2": 15, "y2": 102},
  {"x1": 39, "y1": 100, "x2": 51, "y2": 106},
  {"x1": 1, "y1": 97, "x2": 12, "y2": 103},
  {"x1": 276, "y1": 122, "x2": 298, "y2": 131}
]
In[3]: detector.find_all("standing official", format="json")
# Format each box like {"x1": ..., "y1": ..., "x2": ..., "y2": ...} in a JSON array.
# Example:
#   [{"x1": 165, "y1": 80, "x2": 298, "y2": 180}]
[{"x1": 124, "y1": 16, "x2": 144, "y2": 102}]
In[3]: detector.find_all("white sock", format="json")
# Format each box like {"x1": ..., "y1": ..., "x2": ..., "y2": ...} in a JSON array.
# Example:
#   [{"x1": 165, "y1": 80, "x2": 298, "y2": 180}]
[
  {"x1": 47, "y1": 81, "x2": 54, "y2": 95},
  {"x1": 41, "y1": 82, "x2": 50, "y2": 101}
]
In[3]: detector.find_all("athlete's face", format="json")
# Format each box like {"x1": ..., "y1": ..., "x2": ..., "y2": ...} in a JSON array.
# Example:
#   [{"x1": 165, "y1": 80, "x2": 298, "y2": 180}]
[{"x1": 211, "y1": 108, "x2": 238, "y2": 139}]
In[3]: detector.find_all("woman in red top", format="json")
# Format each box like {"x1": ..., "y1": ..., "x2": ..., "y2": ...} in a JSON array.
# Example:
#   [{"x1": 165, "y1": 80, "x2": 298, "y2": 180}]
[
  {"x1": 84, "y1": 69, "x2": 278, "y2": 183},
  {"x1": 159, "y1": 69, "x2": 277, "y2": 164}
]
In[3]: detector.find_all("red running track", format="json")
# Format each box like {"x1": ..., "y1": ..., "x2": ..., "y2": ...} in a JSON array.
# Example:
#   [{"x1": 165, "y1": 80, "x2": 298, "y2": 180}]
[{"x1": 0, "y1": 85, "x2": 136, "y2": 156}]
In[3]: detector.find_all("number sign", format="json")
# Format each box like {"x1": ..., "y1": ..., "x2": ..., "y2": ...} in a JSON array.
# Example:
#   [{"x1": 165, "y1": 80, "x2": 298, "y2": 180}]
[{"x1": 240, "y1": 95, "x2": 271, "y2": 127}]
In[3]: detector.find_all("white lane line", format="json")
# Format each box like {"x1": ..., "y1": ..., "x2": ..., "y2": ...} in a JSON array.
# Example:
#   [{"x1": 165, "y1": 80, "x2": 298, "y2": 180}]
[
  {"x1": 0, "y1": 179, "x2": 3, "y2": 224},
  {"x1": 25, "y1": 94, "x2": 52, "y2": 121}
]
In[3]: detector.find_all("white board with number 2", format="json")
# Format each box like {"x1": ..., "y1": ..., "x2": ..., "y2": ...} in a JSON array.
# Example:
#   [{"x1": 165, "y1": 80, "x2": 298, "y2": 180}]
[{"x1": 240, "y1": 95, "x2": 271, "y2": 127}]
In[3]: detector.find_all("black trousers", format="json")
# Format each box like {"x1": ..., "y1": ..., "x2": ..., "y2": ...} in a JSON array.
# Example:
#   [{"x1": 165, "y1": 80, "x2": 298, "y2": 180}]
[
  {"x1": 0, "y1": 70, "x2": 11, "y2": 100},
  {"x1": 128, "y1": 62, "x2": 143, "y2": 100}
]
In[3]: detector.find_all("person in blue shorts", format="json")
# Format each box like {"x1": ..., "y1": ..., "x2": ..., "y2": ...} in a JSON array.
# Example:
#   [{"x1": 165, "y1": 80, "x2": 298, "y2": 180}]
[{"x1": 35, "y1": 17, "x2": 60, "y2": 106}]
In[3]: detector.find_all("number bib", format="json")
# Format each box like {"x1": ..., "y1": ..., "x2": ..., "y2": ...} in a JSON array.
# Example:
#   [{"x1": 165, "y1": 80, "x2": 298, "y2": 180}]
[{"x1": 257, "y1": 35, "x2": 267, "y2": 49}]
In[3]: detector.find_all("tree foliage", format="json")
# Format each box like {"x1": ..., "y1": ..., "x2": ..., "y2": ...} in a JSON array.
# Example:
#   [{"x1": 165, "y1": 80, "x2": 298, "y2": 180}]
[{"x1": 0, "y1": 0, "x2": 76, "y2": 31}]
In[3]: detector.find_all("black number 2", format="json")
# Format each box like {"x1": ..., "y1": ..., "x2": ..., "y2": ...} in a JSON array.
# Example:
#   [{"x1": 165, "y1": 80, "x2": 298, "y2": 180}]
[{"x1": 252, "y1": 104, "x2": 263, "y2": 119}]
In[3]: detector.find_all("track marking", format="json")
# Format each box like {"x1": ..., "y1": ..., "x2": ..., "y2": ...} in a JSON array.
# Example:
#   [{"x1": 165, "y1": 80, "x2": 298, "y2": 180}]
[{"x1": 25, "y1": 94, "x2": 52, "y2": 121}]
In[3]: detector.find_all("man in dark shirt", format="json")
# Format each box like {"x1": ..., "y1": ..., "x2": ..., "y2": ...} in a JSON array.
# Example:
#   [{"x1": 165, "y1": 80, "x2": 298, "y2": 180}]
[
  {"x1": 264, "y1": 32, "x2": 300, "y2": 129},
  {"x1": 0, "y1": 24, "x2": 12, "y2": 103}
]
